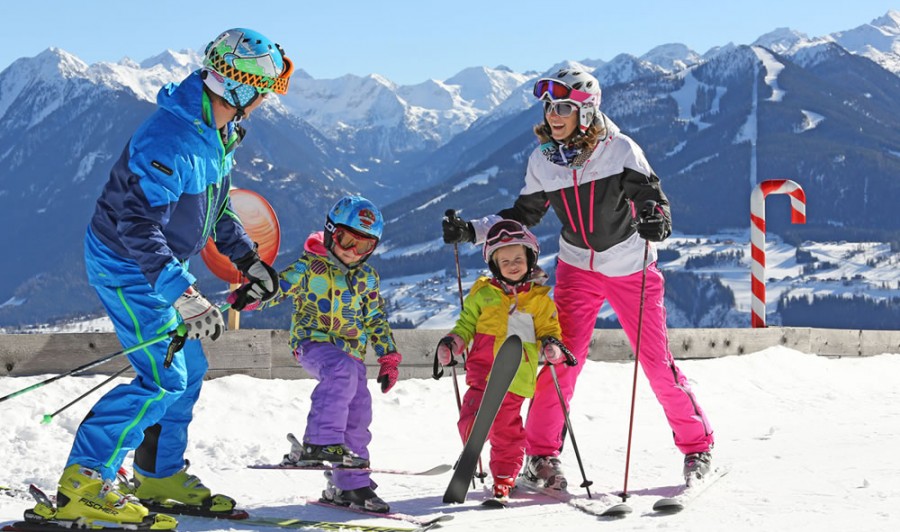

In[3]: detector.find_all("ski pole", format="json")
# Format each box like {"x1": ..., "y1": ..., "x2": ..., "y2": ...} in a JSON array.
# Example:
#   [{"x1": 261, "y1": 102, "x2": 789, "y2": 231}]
[
  {"x1": 0, "y1": 328, "x2": 180, "y2": 405},
  {"x1": 618, "y1": 211, "x2": 654, "y2": 502},
  {"x1": 454, "y1": 239, "x2": 489, "y2": 485},
  {"x1": 40, "y1": 364, "x2": 130, "y2": 424},
  {"x1": 543, "y1": 339, "x2": 593, "y2": 498},
  {"x1": 0, "y1": 298, "x2": 232, "y2": 405},
  {"x1": 443, "y1": 209, "x2": 486, "y2": 484},
  {"x1": 548, "y1": 364, "x2": 593, "y2": 498}
]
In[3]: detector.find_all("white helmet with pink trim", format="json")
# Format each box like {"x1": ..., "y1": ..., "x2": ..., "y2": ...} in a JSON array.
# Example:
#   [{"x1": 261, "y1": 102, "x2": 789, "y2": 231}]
[
  {"x1": 533, "y1": 68, "x2": 602, "y2": 133},
  {"x1": 483, "y1": 219, "x2": 540, "y2": 283}
]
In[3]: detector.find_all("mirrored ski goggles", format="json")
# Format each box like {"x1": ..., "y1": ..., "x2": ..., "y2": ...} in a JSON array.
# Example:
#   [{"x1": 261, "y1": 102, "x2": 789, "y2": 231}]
[
  {"x1": 333, "y1": 226, "x2": 378, "y2": 256},
  {"x1": 533, "y1": 78, "x2": 593, "y2": 104},
  {"x1": 544, "y1": 100, "x2": 579, "y2": 117},
  {"x1": 206, "y1": 48, "x2": 294, "y2": 95},
  {"x1": 485, "y1": 221, "x2": 528, "y2": 247}
]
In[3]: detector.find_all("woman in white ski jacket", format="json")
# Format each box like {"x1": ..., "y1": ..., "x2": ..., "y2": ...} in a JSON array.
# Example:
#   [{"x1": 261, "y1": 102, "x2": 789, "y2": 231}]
[{"x1": 442, "y1": 69, "x2": 714, "y2": 488}]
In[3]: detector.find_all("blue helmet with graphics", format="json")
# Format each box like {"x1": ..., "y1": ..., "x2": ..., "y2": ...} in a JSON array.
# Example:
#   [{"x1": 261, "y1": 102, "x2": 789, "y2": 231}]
[
  {"x1": 324, "y1": 195, "x2": 384, "y2": 263},
  {"x1": 202, "y1": 28, "x2": 293, "y2": 113}
]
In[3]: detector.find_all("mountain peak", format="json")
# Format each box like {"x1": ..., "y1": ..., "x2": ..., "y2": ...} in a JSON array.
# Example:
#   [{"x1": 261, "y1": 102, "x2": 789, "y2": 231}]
[
  {"x1": 753, "y1": 27, "x2": 810, "y2": 53},
  {"x1": 873, "y1": 10, "x2": 900, "y2": 30},
  {"x1": 640, "y1": 43, "x2": 701, "y2": 71},
  {"x1": 35, "y1": 47, "x2": 89, "y2": 78},
  {"x1": 139, "y1": 49, "x2": 201, "y2": 70}
]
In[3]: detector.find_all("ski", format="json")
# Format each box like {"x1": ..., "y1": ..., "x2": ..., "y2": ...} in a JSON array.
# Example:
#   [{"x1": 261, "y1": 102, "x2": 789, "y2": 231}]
[
  {"x1": 2, "y1": 523, "x2": 165, "y2": 532},
  {"x1": 652, "y1": 465, "x2": 730, "y2": 514},
  {"x1": 248, "y1": 464, "x2": 452, "y2": 476},
  {"x1": 306, "y1": 497, "x2": 453, "y2": 527},
  {"x1": 518, "y1": 479, "x2": 632, "y2": 518},
  {"x1": 3, "y1": 510, "x2": 172, "y2": 532},
  {"x1": 480, "y1": 497, "x2": 508, "y2": 509},
  {"x1": 236, "y1": 516, "x2": 437, "y2": 532},
  {"x1": 2, "y1": 519, "x2": 429, "y2": 532},
  {"x1": 140, "y1": 500, "x2": 249, "y2": 519},
  {"x1": 442, "y1": 335, "x2": 523, "y2": 504}
]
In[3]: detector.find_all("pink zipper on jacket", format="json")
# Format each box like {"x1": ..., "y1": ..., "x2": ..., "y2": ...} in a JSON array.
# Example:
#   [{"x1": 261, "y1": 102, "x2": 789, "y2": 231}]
[{"x1": 561, "y1": 165, "x2": 596, "y2": 270}]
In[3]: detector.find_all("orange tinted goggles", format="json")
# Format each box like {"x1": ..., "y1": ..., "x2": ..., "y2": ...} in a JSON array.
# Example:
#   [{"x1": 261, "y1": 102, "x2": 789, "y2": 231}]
[
  {"x1": 207, "y1": 50, "x2": 293, "y2": 95},
  {"x1": 333, "y1": 227, "x2": 377, "y2": 256}
]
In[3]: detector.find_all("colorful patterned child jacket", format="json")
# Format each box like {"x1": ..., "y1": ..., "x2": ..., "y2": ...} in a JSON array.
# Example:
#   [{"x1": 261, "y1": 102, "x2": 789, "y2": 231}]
[{"x1": 263, "y1": 232, "x2": 397, "y2": 360}]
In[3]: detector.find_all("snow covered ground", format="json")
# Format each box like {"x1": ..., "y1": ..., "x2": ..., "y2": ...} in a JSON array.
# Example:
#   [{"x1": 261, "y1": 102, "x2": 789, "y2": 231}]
[{"x1": 2, "y1": 346, "x2": 899, "y2": 531}]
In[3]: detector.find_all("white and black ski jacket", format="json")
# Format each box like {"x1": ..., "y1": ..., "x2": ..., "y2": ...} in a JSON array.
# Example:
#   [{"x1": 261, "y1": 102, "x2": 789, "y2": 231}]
[{"x1": 472, "y1": 115, "x2": 670, "y2": 277}]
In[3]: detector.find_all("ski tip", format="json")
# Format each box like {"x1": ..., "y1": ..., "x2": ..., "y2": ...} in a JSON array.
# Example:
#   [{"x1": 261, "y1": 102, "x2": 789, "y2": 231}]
[
  {"x1": 652, "y1": 497, "x2": 685, "y2": 513},
  {"x1": 601, "y1": 502, "x2": 633, "y2": 518},
  {"x1": 421, "y1": 464, "x2": 453, "y2": 475},
  {"x1": 481, "y1": 498, "x2": 509, "y2": 509},
  {"x1": 441, "y1": 494, "x2": 465, "y2": 504}
]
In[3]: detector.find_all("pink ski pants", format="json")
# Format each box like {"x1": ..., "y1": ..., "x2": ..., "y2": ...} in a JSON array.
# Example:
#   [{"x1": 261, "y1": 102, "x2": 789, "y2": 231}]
[
  {"x1": 524, "y1": 259, "x2": 714, "y2": 456},
  {"x1": 458, "y1": 386, "x2": 527, "y2": 480}
]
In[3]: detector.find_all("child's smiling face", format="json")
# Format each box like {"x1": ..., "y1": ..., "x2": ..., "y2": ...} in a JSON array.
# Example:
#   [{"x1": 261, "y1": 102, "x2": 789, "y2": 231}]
[{"x1": 493, "y1": 245, "x2": 528, "y2": 282}]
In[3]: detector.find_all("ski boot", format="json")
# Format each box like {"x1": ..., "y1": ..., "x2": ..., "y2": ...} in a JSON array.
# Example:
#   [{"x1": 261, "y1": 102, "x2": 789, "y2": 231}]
[
  {"x1": 491, "y1": 476, "x2": 515, "y2": 504},
  {"x1": 282, "y1": 432, "x2": 369, "y2": 468},
  {"x1": 130, "y1": 460, "x2": 238, "y2": 516},
  {"x1": 321, "y1": 471, "x2": 389, "y2": 513},
  {"x1": 683, "y1": 451, "x2": 712, "y2": 486},
  {"x1": 26, "y1": 464, "x2": 176, "y2": 529},
  {"x1": 522, "y1": 455, "x2": 567, "y2": 490}
]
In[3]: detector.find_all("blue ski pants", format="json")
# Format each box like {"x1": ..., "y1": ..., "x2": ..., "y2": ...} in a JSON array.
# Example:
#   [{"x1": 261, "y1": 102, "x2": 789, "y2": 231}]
[{"x1": 66, "y1": 282, "x2": 207, "y2": 481}]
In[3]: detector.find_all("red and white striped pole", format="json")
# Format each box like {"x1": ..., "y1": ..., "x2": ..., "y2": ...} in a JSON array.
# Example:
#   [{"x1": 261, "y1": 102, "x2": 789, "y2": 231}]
[{"x1": 750, "y1": 179, "x2": 806, "y2": 328}]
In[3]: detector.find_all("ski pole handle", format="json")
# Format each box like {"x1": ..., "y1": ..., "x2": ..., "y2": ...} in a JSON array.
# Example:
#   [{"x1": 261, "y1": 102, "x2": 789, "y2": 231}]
[{"x1": 163, "y1": 303, "x2": 230, "y2": 368}]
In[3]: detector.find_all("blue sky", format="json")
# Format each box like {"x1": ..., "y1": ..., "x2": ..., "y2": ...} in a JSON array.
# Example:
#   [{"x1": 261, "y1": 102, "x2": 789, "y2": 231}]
[{"x1": 4, "y1": 1, "x2": 897, "y2": 85}]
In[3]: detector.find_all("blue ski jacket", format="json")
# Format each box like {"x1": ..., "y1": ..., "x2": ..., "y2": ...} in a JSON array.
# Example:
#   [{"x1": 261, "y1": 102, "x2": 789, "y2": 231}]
[{"x1": 84, "y1": 70, "x2": 254, "y2": 305}]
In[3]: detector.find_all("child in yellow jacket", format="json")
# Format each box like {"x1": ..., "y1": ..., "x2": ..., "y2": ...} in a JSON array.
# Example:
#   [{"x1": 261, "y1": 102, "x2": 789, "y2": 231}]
[{"x1": 436, "y1": 219, "x2": 572, "y2": 502}]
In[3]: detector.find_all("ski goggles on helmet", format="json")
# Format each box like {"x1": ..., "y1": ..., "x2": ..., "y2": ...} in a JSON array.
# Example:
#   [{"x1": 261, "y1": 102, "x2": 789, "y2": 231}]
[
  {"x1": 544, "y1": 101, "x2": 579, "y2": 117},
  {"x1": 533, "y1": 78, "x2": 593, "y2": 104},
  {"x1": 206, "y1": 47, "x2": 294, "y2": 95},
  {"x1": 333, "y1": 226, "x2": 378, "y2": 256},
  {"x1": 485, "y1": 220, "x2": 528, "y2": 247}
]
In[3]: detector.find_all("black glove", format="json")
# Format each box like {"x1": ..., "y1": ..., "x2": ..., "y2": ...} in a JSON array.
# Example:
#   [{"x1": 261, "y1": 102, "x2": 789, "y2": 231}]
[
  {"x1": 442, "y1": 209, "x2": 475, "y2": 244},
  {"x1": 233, "y1": 248, "x2": 280, "y2": 309},
  {"x1": 636, "y1": 200, "x2": 671, "y2": 242}
]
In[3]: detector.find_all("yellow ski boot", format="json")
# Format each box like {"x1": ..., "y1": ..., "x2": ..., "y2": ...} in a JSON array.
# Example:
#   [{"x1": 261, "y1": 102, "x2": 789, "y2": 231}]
[
  {"x1": 133, "y1": 461, "x2": 238, "y2": 516},
  {"x1": 46, "y1": 464, "x2": 176, "y2": 529}
]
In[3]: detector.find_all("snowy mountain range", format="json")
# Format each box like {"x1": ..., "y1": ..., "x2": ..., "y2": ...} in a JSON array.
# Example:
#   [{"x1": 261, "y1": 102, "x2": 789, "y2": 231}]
[{"x1": 0, "y1": 11, "x2": 898, "y2": 329}]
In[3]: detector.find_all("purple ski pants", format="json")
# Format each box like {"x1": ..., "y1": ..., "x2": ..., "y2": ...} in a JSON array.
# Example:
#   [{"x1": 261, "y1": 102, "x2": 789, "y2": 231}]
[
  {"x1": 524, "y1": 259, "x2": 714, "y2": 457},
  {"x1": 296, "y1": 340, "x2": 373, "y2": 490}
]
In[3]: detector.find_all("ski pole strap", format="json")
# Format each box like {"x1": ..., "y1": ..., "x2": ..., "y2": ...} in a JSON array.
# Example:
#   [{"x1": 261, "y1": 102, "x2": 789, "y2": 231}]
[
  {"x1": 432, "y1": 341, "x2": 444, "y2": 380},
  {"x1": 163, "y1": 303, "x2": 231, "y2": 368},
  {"x1": 432, "y1": 337, "x2": 459, "y2": 380},
  {"x1": 542, "y1": 337, "x2": 578, "y2": 366},
  {"x1": 163, "y1": 323, "x2": 189, "y2": 369}
]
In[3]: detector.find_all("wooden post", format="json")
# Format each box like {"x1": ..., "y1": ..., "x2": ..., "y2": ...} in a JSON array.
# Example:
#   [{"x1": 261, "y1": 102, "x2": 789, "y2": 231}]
[{"x1": 228, "y1": 282, "x2": 240, "y2": 330}]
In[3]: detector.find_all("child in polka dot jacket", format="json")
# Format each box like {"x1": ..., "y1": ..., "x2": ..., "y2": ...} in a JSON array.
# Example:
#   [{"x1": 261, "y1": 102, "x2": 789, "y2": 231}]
[{"x1": 257, "y1": 195, "x2": 400, "y2": 512}]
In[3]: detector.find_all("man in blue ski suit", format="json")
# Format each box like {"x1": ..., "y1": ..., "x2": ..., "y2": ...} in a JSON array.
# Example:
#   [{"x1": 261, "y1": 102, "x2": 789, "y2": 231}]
[{"x1": 30, "y1": 29, "x2": 293, "y2": 529}]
